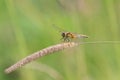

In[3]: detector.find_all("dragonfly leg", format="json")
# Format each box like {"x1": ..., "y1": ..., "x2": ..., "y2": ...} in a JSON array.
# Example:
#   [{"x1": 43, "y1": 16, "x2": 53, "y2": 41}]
[{"x1": 64, "y1": 37, "x2": 71, "y2": 42}]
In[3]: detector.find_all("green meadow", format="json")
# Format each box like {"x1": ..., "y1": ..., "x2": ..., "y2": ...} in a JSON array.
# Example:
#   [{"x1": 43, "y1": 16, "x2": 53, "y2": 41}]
[{"x1": 0, "y1": 0, "x2": 120, "y2": 80}]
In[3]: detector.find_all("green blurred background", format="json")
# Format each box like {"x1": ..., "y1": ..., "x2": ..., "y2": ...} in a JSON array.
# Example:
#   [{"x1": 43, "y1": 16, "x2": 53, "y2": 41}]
[{"x1": 0, "y1": 0, "x2": 120, "y2": 80}]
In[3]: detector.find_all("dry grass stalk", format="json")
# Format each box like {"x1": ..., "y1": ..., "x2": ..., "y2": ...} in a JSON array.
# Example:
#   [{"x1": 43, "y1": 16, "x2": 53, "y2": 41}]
[{"x1": 5, "y1": 42, "x2": 78, "y2": 74}]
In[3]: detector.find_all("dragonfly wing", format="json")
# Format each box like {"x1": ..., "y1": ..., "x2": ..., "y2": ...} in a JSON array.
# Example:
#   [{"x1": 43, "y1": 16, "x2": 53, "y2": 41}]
[
  {"x1": 77, "y1": 34, "x2": 88, "y2": 38},
  {"x1": 52, "y1": 24, "x2": 66, "y2": 33}
]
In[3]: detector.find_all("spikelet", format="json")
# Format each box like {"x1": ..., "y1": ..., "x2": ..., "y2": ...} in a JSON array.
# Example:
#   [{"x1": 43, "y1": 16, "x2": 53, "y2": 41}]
[{"x1": 5, "y1": 42, "x2": 78, "y2": 74}]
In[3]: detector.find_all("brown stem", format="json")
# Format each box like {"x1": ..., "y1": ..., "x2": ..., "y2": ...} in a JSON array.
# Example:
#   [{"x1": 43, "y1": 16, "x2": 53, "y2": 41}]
[{"x1": 5, "y1": 42, "x2": 78, "y2": 74}]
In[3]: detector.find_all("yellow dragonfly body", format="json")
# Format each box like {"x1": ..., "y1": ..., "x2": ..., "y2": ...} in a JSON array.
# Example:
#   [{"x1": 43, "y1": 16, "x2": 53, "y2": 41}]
[{"x1": 61, "y1": 32, "x2": 88, "y2": 42}]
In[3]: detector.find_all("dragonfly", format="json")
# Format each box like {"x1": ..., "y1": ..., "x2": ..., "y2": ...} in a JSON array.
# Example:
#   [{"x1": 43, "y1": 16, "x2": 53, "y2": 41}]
[
  {"x1": 52, "y1": 24, "x2": 120, "y2": 44},
  {"x1": 53, "y1": 24, "x2": 88, "y2": 42}
]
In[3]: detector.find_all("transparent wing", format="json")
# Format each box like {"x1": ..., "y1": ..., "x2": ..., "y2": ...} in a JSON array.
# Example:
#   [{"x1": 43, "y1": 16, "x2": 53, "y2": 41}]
[
  {"x1": 76, "y1": 34, "x2": 88, "y2": 38},
  {"x1": 52, "y1": 24, "x2": 67, "y2": 33}
]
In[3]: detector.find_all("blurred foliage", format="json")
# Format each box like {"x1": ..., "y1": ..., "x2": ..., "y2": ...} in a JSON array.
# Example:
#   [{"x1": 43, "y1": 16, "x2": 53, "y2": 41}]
[{"x1": 0, "y1": 0, "x2": 120, "y2": 80}]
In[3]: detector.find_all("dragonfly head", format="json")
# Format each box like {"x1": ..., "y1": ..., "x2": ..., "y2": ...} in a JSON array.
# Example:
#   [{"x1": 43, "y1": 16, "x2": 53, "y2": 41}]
[{"x1": 61, "y1": 32, "x2": 66, "y2": 38}]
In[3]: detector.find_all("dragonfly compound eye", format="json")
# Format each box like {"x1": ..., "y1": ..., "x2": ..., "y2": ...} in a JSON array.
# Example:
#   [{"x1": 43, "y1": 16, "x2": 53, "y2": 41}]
[{"x1": 61, "y1": 32, "x2": 66, "y2": 37}]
